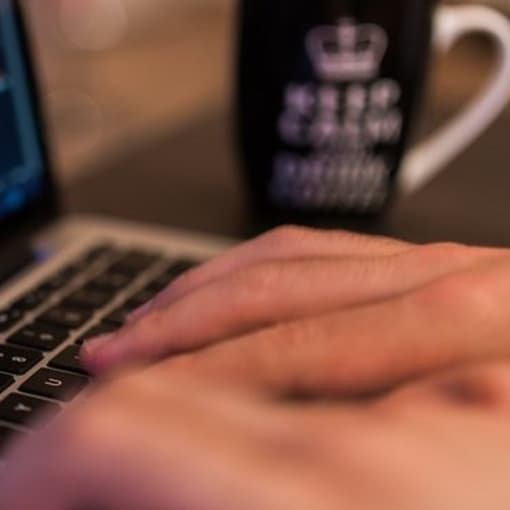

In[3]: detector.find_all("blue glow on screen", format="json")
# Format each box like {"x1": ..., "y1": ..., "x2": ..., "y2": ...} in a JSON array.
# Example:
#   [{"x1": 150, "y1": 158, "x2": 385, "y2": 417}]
[{"x1": 0, "y1": 3, "x2": 44, "y2": 219}]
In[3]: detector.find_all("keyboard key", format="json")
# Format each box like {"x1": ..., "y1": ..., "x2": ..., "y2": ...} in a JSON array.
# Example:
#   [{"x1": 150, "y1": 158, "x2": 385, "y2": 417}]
[
  {"x1": 14, "y1": 287, "x2": 51, "y2": 311},
  {"x1": 64, "y1": 287, "x2": 113, "y2": 310},
  {"x1": 76, "y1": 323, "x2": 117, "y2": 345},
  {"x1": 80, "y1": 244, "x2": 116, "y2": 265},
  {"x1": 145, "y1": 259, "x2": 196, "y2": 293},
  {"x1": 126, "y1": 288, "x2": 157, "y2": 309},
  {"x1": 109, "y1": 251, "x2": 160, "y2": 275},
  {"x1": 120, "y1": 300, "x2": 143, "y2": 314},
  {"x1": 89, "y1": 270, "x2": 133, "y2": 292},
  {"x1": 0, "y1": 394, "x2": 60, "y2": 427},
  {"x1": 106, "y1": 264, "x2": 144, "y2": 278},
  {"x1": 39, "y1": 307, "x2": 92, "y2": 330},
  {"x1": 103, "y1": 307, "x2": 130, "y2": 327},
  {"x1": 0, "y1": 374, "x2": 15, "y2": 393},
  {"x1": 8, "y1": 323, "x2": 69, "y2": 351},
  {"x1": 0, "y1": 308, "x2": 24, "y2": 332},
  {"x1": 20, "y1": 369, "x2": 88, "y2": 402},
  {"x1": 168, "y1": 259, "x2": 199, "y2": 276},
  {"x1": 40, "y1": 265, "x2": 80, "y2": 292},
  {"x1": 50, "y1": 346, "x2": 88, "y2": 375},
  {"x1": 0, "y1": 346, "x2": 42, "y2": 375},
  {"x1": 146, "y1": 269, "x2": 181, "y2": 293}
]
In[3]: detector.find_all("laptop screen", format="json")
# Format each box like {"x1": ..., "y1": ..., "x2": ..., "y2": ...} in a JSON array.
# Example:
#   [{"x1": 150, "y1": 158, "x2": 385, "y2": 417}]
[{"x1": 0, "y1": 1, "x2": 55, "y2": 236}]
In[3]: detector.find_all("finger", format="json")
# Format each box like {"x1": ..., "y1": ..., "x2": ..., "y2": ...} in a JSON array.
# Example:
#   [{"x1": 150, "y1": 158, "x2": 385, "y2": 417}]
[
  {"x1": 83, "y1": 243, "x2": 500, "y2": 374},
  {"x1": 0, "y1": 375, "x2": 254, "y2": 510},
  {"x1": 0, "y1": 373, "x2": 346, "y2": 510},
  {"x1": 150, "y1": 255, "x2": 510, "y2": 398},
  {"x1": 128, "y1": 226, "x2": 413, "y2": 321}
]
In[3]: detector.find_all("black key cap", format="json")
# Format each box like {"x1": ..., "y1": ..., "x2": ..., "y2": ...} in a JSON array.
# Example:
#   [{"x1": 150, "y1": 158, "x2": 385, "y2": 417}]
[
  {"x1": 146, "y1": 269, "x2": 180, "y2": 293},
  {"x1": 0, "y1": 346, "x2": 42, "y2": 375},
  {"x1": 0, "y1": 308, "x2": 24, "y2": 332},
  {"x1": 8, "y1": 322, "x2": 69, "y2": 351},
  {"x1": 167, "y1": 259, "x2": 198, "y2": 276},
  {"x1": 40, "y1": 265, "x2": 79, "y2": 292},
  {"x1": 80, "y1": 244, "x2": 116, "y2": 265},
  {"x1": 20, "y1": 369, "x2": 87, "y2": 402},
  {"x1": 39, "y1": 307, "x2": 92, "y2": 330},
  {"x1": 126, "y1": 288, "x2": 157, "y2": 309},
  {"x1": 76, "y1": 323, "x2": 117, "y2": 345},
  {"x1": 145, "y1": 259, "x2": 197, "y2": 293},
  {"x1": 50, "y1": 346, "x2": 88, "y2": 375},
  {"x1": 89, "y1": 270, "x2": 133, "y2": 292},
  {"x1": 0, "y1": 394, "x2": 60, "y2": 427},
  {"x1": 103, "y1": 307, "x2": 130, "y2": 327},
  {"x1": 109, "y1": 251, "x2": 160, "y2": 275},
  {"x1": 64, "y1": 287, "x2": 113, "y2": 311},
  {"x1": 121, "y1": 300, "x2": 143, "y2": 314},
  {"x1": 0, "y1": 374, "x2": 14, "y2": 393},
  {"x1": 14, "y1": 287, "x2": 51, "y2": 311}
]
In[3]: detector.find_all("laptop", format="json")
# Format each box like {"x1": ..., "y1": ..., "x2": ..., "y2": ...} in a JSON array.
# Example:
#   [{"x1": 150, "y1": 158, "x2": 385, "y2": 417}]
[{"x1": 0, "y1": 0, "x2": 232, "y2": 457}]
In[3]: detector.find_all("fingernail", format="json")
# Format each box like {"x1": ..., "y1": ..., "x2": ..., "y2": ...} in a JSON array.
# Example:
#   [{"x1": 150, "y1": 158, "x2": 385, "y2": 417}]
[{"x1": 127, "y1": 301, "x2": 153, "y2": 323}]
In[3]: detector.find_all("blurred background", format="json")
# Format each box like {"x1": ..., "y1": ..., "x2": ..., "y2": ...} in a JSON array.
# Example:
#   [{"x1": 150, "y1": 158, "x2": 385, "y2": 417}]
[
  {"x1": 23, "y1": 0, "x2": 510, "y2": 186},
  {"x1": 24, "y1": 0, "x2": 232, "y2": 182}
]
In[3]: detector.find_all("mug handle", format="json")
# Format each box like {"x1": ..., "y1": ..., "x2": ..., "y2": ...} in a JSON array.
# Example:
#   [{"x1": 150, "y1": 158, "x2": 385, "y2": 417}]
[{"x1": 398, "y1": 5, "x2": 510, "y2": 195}]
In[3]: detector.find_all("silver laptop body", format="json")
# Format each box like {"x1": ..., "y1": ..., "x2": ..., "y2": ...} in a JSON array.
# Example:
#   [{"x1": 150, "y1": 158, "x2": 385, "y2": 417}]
[{"x1": 0, "y1": 1, "x2": 232, "y2": 448}]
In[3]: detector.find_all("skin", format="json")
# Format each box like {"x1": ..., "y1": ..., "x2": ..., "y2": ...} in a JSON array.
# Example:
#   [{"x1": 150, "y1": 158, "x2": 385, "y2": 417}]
[
  {"x1": 83, "y1": 226, "x2": 509, "y2": 397},
  {"x1": 3, "y1": 227, "x2": 510, "y2": 508},
  {"x1": 2, "y1": 361, "x2": 510, "y2": 509}
]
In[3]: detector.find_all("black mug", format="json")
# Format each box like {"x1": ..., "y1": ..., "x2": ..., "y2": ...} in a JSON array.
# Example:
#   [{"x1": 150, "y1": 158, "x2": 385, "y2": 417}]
[{"x1": 237, "y1": 0, "x2": 510, "y2": 215}]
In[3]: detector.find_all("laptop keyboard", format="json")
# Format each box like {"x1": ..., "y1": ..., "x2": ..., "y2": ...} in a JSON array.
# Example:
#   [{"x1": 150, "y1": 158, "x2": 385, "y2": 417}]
[{"x1": 0, "y1": 243, "x2": 199, "y2": 459}]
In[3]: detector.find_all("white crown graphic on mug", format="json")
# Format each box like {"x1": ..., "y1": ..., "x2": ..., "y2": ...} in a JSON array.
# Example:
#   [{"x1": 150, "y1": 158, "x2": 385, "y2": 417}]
[{"x1": 306, "y1": 18, "x2": 388, "y2": 82}]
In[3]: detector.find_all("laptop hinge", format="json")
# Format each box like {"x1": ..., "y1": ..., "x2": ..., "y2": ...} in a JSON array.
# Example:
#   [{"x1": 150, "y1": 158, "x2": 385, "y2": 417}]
[{"x1": 0, "y1": 238, "x2": 36, "y2": 287}]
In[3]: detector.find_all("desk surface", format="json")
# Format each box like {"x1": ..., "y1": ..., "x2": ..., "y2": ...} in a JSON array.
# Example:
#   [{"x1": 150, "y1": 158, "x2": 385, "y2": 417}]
[{"x1": 65, "y1": 108, "x2": 510, "y2": 246}]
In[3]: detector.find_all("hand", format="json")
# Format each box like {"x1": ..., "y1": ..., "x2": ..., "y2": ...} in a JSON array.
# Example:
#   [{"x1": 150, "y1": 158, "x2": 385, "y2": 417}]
[
  {"x1": 2, "y1": 360, "x2": 510, "y2": 509},
  {"x1": 81, "y1": 226, "x2": 509, "y2": 397}
]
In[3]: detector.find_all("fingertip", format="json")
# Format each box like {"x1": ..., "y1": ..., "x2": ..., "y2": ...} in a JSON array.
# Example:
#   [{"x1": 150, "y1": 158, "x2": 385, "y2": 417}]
[
  {"x1": 80, "y1": 333, "x2": 120, "y2": 374},
  {"x1": 81, "y1": 333, "x2": 115, "y2": 357}
]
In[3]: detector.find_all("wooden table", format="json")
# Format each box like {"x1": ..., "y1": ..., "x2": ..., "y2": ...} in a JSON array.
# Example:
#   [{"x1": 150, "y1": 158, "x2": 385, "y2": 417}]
[{"x1": 64, "y1": 105, "x2": 510, "y2": 247}]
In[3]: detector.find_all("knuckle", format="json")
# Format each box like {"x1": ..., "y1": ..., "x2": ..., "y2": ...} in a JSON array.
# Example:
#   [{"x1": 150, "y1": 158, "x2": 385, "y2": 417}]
[{"x1": 415, "y1": 271, "x2": 500, "y2": 324}]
